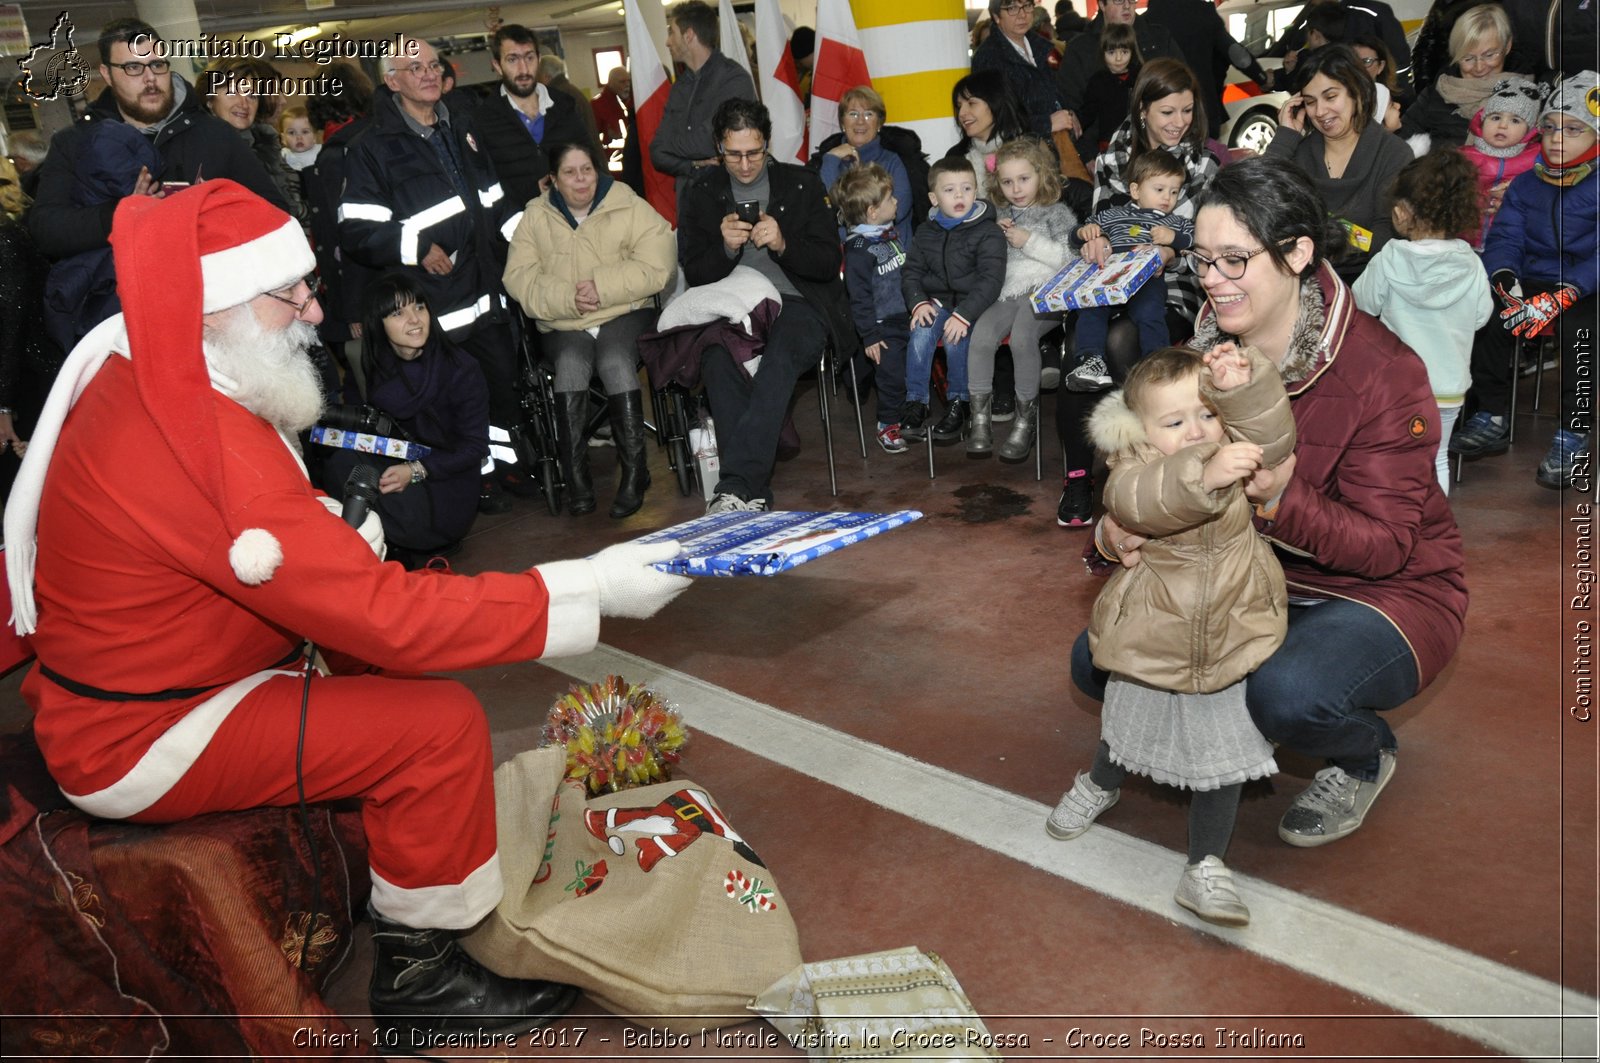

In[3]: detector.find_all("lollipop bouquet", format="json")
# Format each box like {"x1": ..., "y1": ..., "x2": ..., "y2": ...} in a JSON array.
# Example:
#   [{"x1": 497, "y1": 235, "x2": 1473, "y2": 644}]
[{"x1": 541, "y1": 675, "x2": 689, "y2": 794}]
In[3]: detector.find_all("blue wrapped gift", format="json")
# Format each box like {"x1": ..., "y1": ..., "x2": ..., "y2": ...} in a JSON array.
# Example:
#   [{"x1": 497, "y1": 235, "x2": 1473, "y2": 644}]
[{"x1": 1031, "y1": 248, "x2": 1161, "y2": 313}]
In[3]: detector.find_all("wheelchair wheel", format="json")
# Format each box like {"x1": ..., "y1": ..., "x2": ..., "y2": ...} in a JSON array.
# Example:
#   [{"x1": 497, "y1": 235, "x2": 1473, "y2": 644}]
[{"x1": 538, "y1": 456, "x2": 561, "y2": 517}]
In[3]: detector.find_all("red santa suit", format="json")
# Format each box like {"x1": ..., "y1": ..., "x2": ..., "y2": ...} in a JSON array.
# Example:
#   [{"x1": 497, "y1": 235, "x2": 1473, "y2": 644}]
[{"x1": 5, "y1": 183, "x2": 605, "y2": 931}]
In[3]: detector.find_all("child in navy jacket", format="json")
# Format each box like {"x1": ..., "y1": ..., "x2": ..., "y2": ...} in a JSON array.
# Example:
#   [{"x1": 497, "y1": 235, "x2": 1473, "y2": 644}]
[
  {"x1": 900, "y1": 156, "x2": 1007, "y2": 443},
  {"x1": 835, "y1": 163, "x2": 913, "y2": 453}
]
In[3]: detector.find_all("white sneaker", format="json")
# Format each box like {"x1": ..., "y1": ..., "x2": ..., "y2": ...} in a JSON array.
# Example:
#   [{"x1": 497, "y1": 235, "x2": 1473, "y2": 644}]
[
  {"x1": 1175, "y1": 855, "x2": 1250, "y2": 927},
  {"x1": 1045, "y1": 771, "x2": 1119, "y2": 840}
]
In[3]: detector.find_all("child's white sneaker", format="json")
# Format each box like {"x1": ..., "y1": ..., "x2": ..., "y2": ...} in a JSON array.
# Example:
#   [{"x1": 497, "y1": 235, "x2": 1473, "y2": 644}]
[
  {"x1": 1045, "y1": 772, "x2": 1119, "y2": 839},
  {"x1": 1175, "y1": 855, "x2": 1250, "y2": 927}
]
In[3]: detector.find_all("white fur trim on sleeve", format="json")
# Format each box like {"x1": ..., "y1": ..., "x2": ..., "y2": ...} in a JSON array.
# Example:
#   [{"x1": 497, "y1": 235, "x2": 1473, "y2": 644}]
[
  {"x1": 531, "y1": 559, "x2": 601, "y2": 658},
  {"x1": 229, "y1": 528, "x2": 283, "y2": 585}
]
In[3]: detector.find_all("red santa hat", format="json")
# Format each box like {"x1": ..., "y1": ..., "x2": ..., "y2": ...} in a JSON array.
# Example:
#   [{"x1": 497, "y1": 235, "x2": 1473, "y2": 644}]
[{"x1": 111, "y1": 180, "x2": 316, "y2": 584}]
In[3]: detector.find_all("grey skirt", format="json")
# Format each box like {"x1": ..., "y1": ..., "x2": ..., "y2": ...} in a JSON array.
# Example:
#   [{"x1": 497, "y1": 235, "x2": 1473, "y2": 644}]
[{"x1": 1101, "y1": 674, "x2": 1277, "y2": 791}]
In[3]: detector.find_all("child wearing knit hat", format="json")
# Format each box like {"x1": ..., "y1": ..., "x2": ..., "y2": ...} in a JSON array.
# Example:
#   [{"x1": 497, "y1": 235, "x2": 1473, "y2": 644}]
[
  {"x1": 1458, "y1": 75, "x2": 1543, "y2": 248},
  {"x1": 1457, "y1": 71, "x2": 1600, "y2": 489}
]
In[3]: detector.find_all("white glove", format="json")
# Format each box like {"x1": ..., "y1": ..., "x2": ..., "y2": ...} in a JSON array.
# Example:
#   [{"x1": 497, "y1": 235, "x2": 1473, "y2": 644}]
[
  {"x1": 316, "y1": 494, "x2": 387, "y2": 562},
  {"x1": 588, "y1": 540, "x2": 691, "y2": 619}
]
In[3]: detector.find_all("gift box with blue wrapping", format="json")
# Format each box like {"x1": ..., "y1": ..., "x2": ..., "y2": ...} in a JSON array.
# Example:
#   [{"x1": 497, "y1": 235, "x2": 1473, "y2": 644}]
[
  {"x1": 309, "y1": 425, "x2": 432, "y2": 461},
  {"x1": 634, "y1": 511, "x2": 922, "y2": 577},
  {"x1": 1031, "y1": 248, "x2": 1161, "y2": 313}
]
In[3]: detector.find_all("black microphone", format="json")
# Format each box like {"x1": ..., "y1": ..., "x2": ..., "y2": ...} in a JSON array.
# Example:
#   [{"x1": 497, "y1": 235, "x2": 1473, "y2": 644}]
[{"x1": 341, "y1": 464, "x2": 381, "y2": 529}]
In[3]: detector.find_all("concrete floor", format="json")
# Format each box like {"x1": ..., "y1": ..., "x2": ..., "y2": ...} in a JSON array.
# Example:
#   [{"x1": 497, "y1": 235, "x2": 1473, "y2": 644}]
[{"x1": 4, "y1": 366, "x2": 1595, "y2": 1061}]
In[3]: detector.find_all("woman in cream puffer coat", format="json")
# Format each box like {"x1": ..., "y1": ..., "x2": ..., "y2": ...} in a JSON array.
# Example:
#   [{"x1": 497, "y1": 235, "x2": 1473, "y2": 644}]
[{"x1": 504, "y1": 142, "x2": 676, "y2": 519}]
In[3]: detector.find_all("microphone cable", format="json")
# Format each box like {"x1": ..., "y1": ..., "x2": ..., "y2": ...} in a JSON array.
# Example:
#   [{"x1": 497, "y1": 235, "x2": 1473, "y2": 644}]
[{"x1": 292, "y1": 463, "x2": 380, "y2": 971}]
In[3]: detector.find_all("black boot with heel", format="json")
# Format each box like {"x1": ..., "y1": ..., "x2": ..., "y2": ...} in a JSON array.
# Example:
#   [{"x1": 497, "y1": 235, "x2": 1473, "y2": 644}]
[
  {"x1": 554, "y1": 391, "x2": 596, "y2": 516},
  {"x1": 607, "y1": 390, "x2": 651, "y2": 519}
]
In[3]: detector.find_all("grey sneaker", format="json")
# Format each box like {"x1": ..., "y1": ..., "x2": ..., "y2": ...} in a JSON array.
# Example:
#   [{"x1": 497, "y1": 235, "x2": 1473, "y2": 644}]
[
  {"x1": 1278, "y1": 750, "x2": 1396, "y2": 847},
  {"x1": 1045, "y1": 771, "x2": 1119, "y2": 839},
  {"x1": 1065, "y1": 355, "x2": 1112, "y2": 392},
  {"x1": 706, "y1": 493, "x2": 768, "y2": 514},
  {"x1": 1175, "y1": 855, "x2": 1250, "y2": 927}
]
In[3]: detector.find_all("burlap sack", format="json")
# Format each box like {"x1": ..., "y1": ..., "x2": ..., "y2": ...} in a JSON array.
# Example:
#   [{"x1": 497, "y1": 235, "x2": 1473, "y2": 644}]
[{"x1": 461, "y1": 748, "x2": 801, "y2": 1032}]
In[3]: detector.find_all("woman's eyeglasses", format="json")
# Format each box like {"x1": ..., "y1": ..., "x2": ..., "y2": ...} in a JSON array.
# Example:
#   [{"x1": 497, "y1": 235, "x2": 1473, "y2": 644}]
[{"x1": 1181, "y1": 245, "x2": 1280, "y2": 280}]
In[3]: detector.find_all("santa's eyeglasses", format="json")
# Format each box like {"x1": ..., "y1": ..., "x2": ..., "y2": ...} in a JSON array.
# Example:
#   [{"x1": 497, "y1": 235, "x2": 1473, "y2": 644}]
[{"x1": 263, "y1": 276, "x2": 318, "y2": 314}]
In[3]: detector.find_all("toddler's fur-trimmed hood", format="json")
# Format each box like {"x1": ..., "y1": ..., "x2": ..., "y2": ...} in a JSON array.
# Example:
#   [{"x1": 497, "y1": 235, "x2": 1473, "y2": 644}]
[{"x1": 1087, "y1": 389, "x2": 1147, "y2": 454}]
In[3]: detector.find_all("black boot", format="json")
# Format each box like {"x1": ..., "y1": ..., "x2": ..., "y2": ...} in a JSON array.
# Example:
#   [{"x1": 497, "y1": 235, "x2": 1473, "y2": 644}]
[
  {"x1": 554, "y1": 391, "x2": 596, "y2": 516},
  {"x1": 607, "y1": 390, "x2": 651, "y2": 519},
  {"x1": 931, "y1": 399, "x2": 969, "y2": 445},
  {"x1": 368, "y1": 910, "x2": 578, "y2": 1036}
]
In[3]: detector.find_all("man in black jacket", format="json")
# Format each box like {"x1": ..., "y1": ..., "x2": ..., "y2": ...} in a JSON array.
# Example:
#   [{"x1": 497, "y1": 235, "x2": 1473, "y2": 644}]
[
  {"x1": 474, "y1": 25, "x2": 598, "y2": 211},
  {"x1": 1142, "y1": 0, "x2": 1272, "y2": 137},
  {"x1": 679, "y1": 98, "x2": 855, "y2": 512},
  {"x1": 28, "y1": 18, "x2": 285, "y2": 263},
  {"x1": 339, "y1": 37, "x2": 531, "y2": 509},
  {"x1": 651, "y1": 1, "x2": 757, "y2": 205}
]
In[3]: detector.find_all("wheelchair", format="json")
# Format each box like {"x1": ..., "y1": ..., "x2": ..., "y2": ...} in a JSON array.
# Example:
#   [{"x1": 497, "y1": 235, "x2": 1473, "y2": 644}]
[{"x1": 509, "y1": 314, "x2": 661, "y2": 515}]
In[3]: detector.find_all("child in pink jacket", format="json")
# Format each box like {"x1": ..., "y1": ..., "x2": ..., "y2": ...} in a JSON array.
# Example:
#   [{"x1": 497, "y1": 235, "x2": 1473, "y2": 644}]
[{"x1": 1458, "y1": 76, "x2": 1542, "y2": 248}]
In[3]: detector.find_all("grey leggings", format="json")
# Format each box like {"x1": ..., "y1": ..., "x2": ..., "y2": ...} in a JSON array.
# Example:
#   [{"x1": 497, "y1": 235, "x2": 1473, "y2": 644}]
[
  {"x1": 1089, "y1": 740, "x2": 1242, "y2": 864},
  {"x1": 967, "y1": 294, "x2": 1048, "y2": 401},
  {"x1": 541, "y1": 307, "x2": 654, "y2": 394}
]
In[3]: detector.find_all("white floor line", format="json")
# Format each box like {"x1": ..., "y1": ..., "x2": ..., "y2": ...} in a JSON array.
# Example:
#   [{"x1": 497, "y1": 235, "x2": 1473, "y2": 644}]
[{"x1": 544, "y1": 645, "x2": 1598, "y2": 1061}]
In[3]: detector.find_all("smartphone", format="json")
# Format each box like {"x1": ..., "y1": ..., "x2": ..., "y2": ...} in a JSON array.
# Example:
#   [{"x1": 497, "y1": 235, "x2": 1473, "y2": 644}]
[{"x1": 735, "y1": 200, "x2": 760, "y2": 225}]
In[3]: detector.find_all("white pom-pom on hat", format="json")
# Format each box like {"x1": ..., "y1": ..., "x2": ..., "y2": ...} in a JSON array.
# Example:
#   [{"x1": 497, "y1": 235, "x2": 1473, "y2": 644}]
[{"x1": 229, "y1": 528, "x2": 283, "y2": 585}]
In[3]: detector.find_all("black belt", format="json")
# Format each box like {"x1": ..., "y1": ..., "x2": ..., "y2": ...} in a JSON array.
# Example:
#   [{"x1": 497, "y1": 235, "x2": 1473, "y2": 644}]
[{"x1": 39, "y1": 646, "x2": 307, "y2": 703}]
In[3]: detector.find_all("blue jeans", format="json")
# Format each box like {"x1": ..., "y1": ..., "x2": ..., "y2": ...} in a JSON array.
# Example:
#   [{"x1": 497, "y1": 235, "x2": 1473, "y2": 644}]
[
  {"x1": 1072, "y1": 274, "x2": 1171, "y2": 361},
  {"x1": 905, "y1": 306, "x2": 971, "y2": 403},
  {"x1": 1071, "y1": 599, "x2": 1417, "y2": 781}
]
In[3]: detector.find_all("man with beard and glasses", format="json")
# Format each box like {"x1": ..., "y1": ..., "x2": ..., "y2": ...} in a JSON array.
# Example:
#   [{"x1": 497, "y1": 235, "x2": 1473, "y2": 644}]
[
  {"x1": 473, "y1": 25, "x2": 598, "y2": 209},
  {"x1": 341, "y1": 36, "x2": 538, "y2": 510},
  {"x1": 3, "y1": 181, "x2": 690, "y2": 1042},
  {"x1": 27, "y1": 18, "x2": 286, "y2": 266}
]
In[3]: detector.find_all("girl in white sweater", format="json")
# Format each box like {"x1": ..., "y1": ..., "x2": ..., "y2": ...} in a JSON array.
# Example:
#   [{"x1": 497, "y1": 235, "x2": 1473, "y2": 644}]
[{"x1": 966, "y1": 137, "x2": 1079, "y2": 461}]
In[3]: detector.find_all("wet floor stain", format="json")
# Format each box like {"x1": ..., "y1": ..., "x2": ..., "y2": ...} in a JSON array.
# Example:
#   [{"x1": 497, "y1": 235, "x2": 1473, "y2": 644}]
[{"x1": 951, "y1": 483, "x2": 1032, "y2": 523}]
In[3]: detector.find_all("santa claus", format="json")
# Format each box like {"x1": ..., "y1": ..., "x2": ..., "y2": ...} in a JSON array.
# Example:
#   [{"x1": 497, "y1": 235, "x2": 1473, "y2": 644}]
[{"x1": 3, "y1": 180, "x2": 690, "y2": 1037}]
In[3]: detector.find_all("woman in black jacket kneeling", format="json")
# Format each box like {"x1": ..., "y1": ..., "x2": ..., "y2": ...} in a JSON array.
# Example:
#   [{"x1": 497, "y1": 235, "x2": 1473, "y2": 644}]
[{"x1": 321, "y1": 273, "x2": 490, "y2": 568}]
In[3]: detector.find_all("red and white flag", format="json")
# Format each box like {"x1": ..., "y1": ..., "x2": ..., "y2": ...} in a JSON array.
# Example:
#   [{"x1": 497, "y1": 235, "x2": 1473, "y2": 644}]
[
  {"x1": 809, "y1": 0, "x2": 872, "y2": 152},
  {"x1": 624, "y1": 0, "x2": 677, "y2": 225},
  {"x1": 719, "y1": 0, "x2": 752, "y2": 77},
  {"x1": 755, "y1": 0, "x2": 806, "y2": 162}
]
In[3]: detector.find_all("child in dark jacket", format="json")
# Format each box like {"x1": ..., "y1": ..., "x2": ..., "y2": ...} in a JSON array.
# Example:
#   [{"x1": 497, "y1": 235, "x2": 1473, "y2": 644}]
[
  {"x1": 1080, "y1": 23, "x2": 1141, "y2": 154},
  {"x1": 835, "y1": 163, "x2": 913, "y2": 453},
  {"x1": 900, "y1": 156, "x2": 1007, "y2": 443}
]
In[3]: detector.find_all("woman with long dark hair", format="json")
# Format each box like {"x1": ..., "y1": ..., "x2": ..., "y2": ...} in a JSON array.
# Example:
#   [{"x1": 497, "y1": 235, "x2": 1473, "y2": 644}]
[
  {"x1": 1055, "y1": 57, "x2": 1220, "y2": 527},
  {"x1": 319, "y1": 272, "x2": 489, "y2": 567}
]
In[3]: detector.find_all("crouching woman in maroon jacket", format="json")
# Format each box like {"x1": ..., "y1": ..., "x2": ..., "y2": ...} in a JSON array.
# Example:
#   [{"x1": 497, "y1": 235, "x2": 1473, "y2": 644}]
[{"x1": 1073, "y1": 154, "x2": 1468, "y2": 849}]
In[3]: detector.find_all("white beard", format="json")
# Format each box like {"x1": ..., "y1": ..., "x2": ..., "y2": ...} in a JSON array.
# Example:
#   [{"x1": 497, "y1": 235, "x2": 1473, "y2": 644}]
[{"x1": 203, "y1": 308, "x2": 325, "y2": 433}]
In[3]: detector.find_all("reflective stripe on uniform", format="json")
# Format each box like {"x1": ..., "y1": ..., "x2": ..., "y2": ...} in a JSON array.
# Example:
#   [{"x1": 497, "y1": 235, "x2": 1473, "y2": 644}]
[
  {"x1": 338, "y1": 201, "x2": 394, "y2": 223},
  {"x1": 436, "y1": 293, "x2": 492, "y2": 333},
  {"x1": 500, "y1": 210, "x2": 524, "y2": 243},
  {"x1": 399, "y1": 196, "x2": 468, "y2": 266}
]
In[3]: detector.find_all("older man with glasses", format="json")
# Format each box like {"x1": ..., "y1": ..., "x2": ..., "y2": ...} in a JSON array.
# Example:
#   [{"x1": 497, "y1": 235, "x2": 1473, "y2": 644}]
[
  {"x1": 27, "y1": 18, "x2": 287, "y2": 343},
  {"x1": 340, "y1": 36, "x2": 535, "y2": 513},
  {"x1": 677, "y1": 98, "x2": 857, "y2": 512},
  {"x1": 1052, "y1": 0, "x2": 1183, "y2": 163}
]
